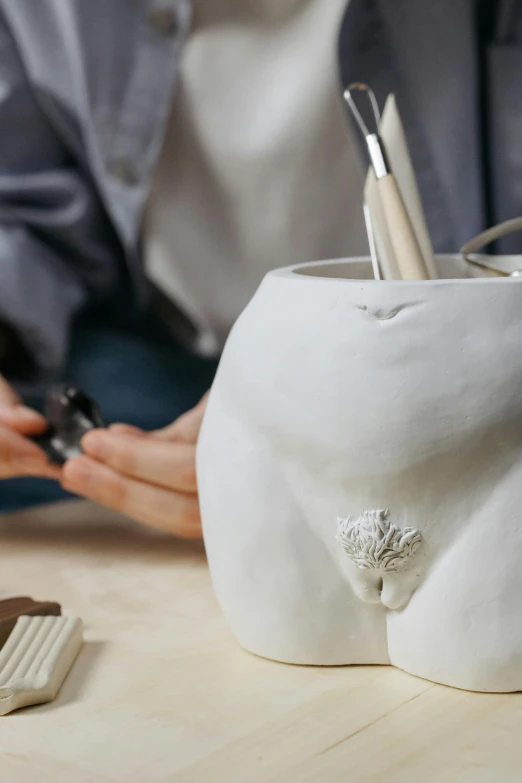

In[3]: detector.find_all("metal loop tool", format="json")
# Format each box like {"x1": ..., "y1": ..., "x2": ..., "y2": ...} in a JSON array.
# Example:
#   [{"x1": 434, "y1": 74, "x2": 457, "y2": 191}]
[{"x1": 460, "y1": 216, "x2": 522, "y2": 277}]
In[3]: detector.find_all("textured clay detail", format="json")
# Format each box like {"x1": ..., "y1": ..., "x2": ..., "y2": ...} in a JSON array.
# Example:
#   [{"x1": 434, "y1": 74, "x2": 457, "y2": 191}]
[
  {"x1": 354, "y1": 304, "x2": 418, "y2": 320},
  {"x1": 0, "y1": 615, "x2": 83, "y2": 715},
  {"x1": 336, "y1": 509, "x2": 422, "y2": 573}
]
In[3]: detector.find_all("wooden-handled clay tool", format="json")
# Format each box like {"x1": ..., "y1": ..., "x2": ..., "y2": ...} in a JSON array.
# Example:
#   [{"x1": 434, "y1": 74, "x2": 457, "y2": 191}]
[{"x1": 344, "y1": 83, "x2": 430, "y2": 281}]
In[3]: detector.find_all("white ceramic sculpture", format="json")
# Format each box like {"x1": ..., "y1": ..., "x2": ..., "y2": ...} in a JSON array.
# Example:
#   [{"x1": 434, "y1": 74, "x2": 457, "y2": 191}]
[{"x1": 198, "y1": 255, "x2": 522, "y2": 693}]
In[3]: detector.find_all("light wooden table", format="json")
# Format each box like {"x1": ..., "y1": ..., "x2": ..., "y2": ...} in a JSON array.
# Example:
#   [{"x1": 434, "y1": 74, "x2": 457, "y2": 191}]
[{"x1": 1, "y1": 500, "x2": 521, "y2": 782}]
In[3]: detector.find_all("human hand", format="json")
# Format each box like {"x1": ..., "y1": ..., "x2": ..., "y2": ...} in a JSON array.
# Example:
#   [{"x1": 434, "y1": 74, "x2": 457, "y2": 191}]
[
  {"x1": 61, "y1": 394, "x2": 209, "y2": 538},
  {"x1": 0, "y1": 375, "x2": 61, "y2": 479}
]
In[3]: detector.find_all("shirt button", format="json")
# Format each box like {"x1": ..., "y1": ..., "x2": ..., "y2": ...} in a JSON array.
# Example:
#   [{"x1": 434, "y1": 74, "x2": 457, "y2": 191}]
[
  {"x1": 107, "y1": 159, "x2": 139, "y2": 186},
  {"x1": 147, "y1": 7, "x2": 179, "y2": 37}
]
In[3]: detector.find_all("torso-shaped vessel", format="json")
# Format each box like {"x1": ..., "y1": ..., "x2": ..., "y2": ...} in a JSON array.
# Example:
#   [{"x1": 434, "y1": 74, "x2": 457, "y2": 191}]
[{"x1": 198, "y1": 256, "x2": 522, "y2": 692}]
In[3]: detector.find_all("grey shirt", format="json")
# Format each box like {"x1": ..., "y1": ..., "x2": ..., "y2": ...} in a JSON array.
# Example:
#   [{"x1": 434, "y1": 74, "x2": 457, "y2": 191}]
[
  {"x1": 1, "y1": 0, "x2": 521, "y2": 388},
  {"x1": 0, "y1": 0, "x2": 191, "y2": 387}
]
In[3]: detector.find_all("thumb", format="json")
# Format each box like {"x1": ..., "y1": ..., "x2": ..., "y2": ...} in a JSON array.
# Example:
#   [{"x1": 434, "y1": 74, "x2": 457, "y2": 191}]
[
  {"x1": 153, "y1": 392, "x2": 209, "y2": 444},
  {"x1": 0, "y1": 375, "x2": 47, "y2": 435}
]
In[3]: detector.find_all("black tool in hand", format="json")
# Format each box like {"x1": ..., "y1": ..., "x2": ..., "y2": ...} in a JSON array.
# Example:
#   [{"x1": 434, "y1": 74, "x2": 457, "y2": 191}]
[{"x1": 32, "y1": 384, "x2": 105, "y2": 466}]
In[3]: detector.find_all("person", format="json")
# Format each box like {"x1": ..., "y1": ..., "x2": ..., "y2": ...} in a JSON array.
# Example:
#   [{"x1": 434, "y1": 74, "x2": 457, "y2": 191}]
[{"x1": 0, "y1": 0, "x2": 519, "y2": 536}]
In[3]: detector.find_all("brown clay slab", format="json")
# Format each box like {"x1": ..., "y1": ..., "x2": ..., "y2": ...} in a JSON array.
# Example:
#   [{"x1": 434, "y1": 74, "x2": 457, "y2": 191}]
[{"x1": 0, "y1": 597, "x2": 61, "y2": 648}]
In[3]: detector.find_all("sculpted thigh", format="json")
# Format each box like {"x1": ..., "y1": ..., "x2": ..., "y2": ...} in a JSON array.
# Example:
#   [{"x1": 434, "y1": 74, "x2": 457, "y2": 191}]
[
  {"x1": 198, "y1": 393, "x2": 388, "y2": 666},
  {"x1": 387, "y1": 467, "x2": 522, "y2": 692}
]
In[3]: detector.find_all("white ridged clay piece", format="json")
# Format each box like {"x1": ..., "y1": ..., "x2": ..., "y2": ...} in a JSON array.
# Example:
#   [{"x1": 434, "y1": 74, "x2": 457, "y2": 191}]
[{"x1": 0, "y1": 615, "x2": 83, "y2": 715}]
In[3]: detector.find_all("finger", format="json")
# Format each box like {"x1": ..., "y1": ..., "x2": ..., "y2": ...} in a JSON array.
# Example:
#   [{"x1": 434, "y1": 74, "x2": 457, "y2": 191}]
[
  {"x1": 81, "y1": 430, "x2": 197, "y2": 492},
  {"x1": 0, "y1": 460, "x2": 62, "y2": 480},
  {"x1": 62, "y1": 456, "x2": 202, "y2": 538},
  {"x1": 153, "y1": 392, "x2": 209, "y2": 443},
  {"x1": 0, "y1": 375, "x2": 20, "y2": 406},
  {"x1": 108, "y1": 423, "x2": 146, "y2": 437},
  {"x1": 0, "y1": 405, "x2": 47, "y2": 435},
  {"x1": 0, "y1": 376, "x2": 46, "y2": 435},
  {"x1": 25, "y1": 461, "x2": 62, "y2": 480},
  {"x1": 0, "y1": 424, "x2": 61, "y2": 479}
]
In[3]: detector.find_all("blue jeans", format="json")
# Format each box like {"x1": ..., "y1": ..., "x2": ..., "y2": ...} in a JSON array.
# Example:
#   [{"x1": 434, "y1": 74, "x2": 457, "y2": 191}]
[{"x1": 0, "y1": 314, "x2": 218, "y2": 513}]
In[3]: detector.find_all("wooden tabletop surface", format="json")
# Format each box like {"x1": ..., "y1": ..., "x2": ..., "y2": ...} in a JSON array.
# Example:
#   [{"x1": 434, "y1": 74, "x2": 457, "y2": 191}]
[{"x1": 0, "y1": 499, "x2": 521, "y2": 783}]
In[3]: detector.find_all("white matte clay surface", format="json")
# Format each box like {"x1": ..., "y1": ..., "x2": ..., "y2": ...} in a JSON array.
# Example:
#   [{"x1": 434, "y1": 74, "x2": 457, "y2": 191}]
[
  {"x1": 198, "y1": 255, "x2": 522, "y2": 693},
  {"x1": 4, "y1": 501, "x2": 522, "y2": 780},
  {"x1": 0, "y1": 615, "x2": 83, "y2": 715}
]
